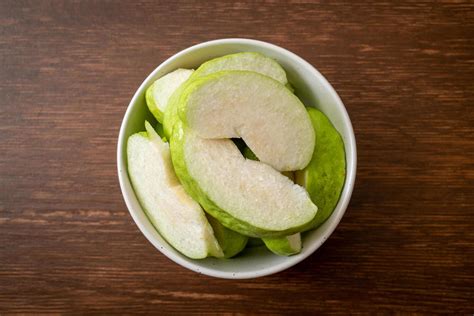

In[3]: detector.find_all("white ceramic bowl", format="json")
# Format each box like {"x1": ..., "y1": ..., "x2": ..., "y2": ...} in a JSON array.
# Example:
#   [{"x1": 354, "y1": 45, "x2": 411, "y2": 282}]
[{"x1": 117, "y1": 38, "x2": 357, "y2": 279}]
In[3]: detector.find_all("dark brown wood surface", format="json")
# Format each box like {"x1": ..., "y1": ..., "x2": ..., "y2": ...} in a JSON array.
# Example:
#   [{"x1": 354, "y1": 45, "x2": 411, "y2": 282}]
[{"x1": 1, "y1": 0, "x2": 473, "y2": 314}]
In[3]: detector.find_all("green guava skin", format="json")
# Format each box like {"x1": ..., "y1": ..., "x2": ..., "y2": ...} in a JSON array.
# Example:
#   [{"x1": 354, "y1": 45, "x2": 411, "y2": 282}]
[
  {"x1": 207, "y1": 215, "x2": 248, "y2": 258},
  {"x1": 189, "y1": 52, "x2": 288, "y2": 85},
  {"x1": 262, "y1": 234, "x2": 301, "y2": 256},
  {"x1": 145, "y1": 85, "x2": 164, "y2": 123},
  {"x1": 297, "y1": 107, "x2": 346, "y2": 230},
  {"x1": 163, "y1": 81, "x2": 190, "y2": 139}
]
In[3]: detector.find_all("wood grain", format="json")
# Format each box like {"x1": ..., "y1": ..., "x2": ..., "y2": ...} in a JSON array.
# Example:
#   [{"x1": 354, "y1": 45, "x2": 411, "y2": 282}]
[{"x1": 1, "y1": 0, "x2": 473, "y2": 314}]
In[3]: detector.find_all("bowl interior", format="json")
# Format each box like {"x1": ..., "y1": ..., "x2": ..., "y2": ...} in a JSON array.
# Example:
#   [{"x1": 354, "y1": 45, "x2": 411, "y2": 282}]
[{"x1": 117, "y1": 39, "x2": 356, "y2": 279}]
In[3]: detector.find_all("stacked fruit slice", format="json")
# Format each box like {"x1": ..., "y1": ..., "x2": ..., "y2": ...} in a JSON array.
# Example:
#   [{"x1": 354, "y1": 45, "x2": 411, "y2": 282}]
[{"x1": 127, "y1": 52, "x2": 346, "y2": 259}]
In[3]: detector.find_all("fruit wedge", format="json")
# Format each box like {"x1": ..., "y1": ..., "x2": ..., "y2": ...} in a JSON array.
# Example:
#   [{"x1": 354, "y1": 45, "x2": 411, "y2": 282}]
[
  {"x1": 241, "y1": 147, "x2": 302, "y2": 255},
  {"x1": 127, "y1": 121, "x2": 223, "y2": 259},
  {"x1": 163, "y1": 53, "x2": 290, "y2": 139},
  {"x1": 190, "y1": 52, "x2": 288, "y2": 85},
  {"x1": 146, "y1": 69, "x2": 193, "y2": 123},
  {"x1": 263, "y1": 233, "x2": 302, "y2": 256},
  {"x1": 178, "y1": 71, "x2": 315, "y2": 171},
  {"x1": 295, "y1": 108, "x2": 346, "y2": 229},
  {"x1": 170, "y1": 121, "x2": 318, "y2": 237},
  {"x1": 207, "y1": 215, "x2": 248, "y2": 258}
]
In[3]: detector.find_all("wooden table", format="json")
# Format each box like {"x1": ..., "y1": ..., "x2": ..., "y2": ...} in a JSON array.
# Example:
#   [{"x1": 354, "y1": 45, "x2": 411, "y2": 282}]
[{"x1": 1, "y1": 1, "x2": 473, "y2": 314}]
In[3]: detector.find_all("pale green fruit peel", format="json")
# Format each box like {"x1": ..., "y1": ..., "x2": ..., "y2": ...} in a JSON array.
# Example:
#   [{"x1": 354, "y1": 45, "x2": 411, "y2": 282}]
[
  {"x1": 207, "y1": 215, "x2": 248, "y2": 258},
  {"x1": 163, "y1": 79, "x2": 192, "y2": 139},
  {"x1": 190, "y1": 52, "x2": 288, "y2": 85},
  {"x1": 263, "y1": 233, "x2": 302, "y2": 256},
  {"x1": 296, "y1": 108, "x2": 346, "y2": 230}
]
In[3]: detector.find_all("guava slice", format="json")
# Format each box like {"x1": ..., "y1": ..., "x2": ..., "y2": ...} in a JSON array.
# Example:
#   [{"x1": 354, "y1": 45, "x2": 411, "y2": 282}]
[
  {"x1": 170, "y1": 121, "x2": 318, "y2": 237},
  {"x1": 179, "y1": 71, "x2": 315, "y2": 171},
  {"x1": 127, "y1": 122, "x2": 223, "y2": 259},
  {"x1": 163, "y1": 52, "x2": 291, "y2": 139}
]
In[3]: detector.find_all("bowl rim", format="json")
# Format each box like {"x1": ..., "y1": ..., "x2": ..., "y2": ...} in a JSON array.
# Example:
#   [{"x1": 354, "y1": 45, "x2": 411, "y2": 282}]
[{"x1": 117, "y1": 38, "x2": 357, "y2": 279}]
